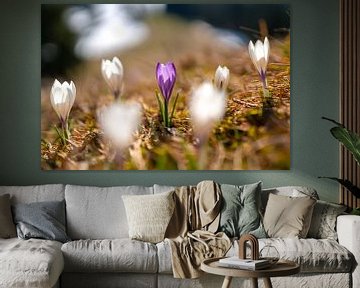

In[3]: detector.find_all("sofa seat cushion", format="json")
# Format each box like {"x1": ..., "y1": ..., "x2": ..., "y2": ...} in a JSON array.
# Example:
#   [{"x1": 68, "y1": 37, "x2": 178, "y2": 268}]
[
  {"x1": 61, "y1": 239, "x2": 158, "y2": 273},
  {"x1": 0, "y1": 238, "x2": 63, "y2": 288},
  {"x1": 157, "y1": 238, "x2": 354, "y2": 274},
  {"x1": 230, "y1": 238, "x2": 354, "y2": 273}
]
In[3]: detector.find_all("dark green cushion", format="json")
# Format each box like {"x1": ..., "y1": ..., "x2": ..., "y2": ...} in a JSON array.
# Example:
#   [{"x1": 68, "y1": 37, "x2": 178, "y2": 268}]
[
  {"x1": 12, "y1": 200, "x2": 70, "y2": 243},
  {"x1": 218, "y1": 182, "x2": 266, "y2": 238}
]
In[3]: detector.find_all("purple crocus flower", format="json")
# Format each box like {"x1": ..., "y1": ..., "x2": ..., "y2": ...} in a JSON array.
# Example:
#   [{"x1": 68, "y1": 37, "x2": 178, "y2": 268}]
[{"x1": 156, "y1": 62, "x2": 176, "y2": 102}]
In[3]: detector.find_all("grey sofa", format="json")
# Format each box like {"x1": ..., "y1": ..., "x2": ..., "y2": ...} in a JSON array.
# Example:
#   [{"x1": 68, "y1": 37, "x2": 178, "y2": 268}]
[{"x1": 0, "y1": 184, "x2": 359, "y2": 288}]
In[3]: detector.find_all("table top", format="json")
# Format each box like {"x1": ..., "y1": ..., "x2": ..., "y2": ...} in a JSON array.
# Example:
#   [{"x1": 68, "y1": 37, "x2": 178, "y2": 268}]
[{"x1": 201, "y1": 257, "x2": 300, "y2": 278}]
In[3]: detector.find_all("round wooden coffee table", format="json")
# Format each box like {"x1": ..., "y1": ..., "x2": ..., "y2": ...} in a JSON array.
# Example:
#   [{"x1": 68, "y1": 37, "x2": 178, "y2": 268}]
[{"x1": 201, "y1": 257, "x2": 300, "y2": 288}]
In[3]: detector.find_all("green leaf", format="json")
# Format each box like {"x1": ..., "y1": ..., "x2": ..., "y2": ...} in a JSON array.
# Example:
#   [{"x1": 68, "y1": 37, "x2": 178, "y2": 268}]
[
  {"x1": 170, "y1": 92, "x2": 180, "y2": 126},
  {"x1": 319, "y1": 177, "x2": 360, "y2": 198},
  {"x1": 323, "y1": 117, "x2": 360, "y2": 165},
  {"x1": 155, "y1": 91, "x2": 165, "y2": 124}
]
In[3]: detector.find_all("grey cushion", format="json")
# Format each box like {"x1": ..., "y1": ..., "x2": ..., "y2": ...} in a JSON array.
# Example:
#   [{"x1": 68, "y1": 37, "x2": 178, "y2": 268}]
[
  {"x1": 218, "y1": 182, "x2": 266, "y2": 238},
  {"x1": 308, "y1": 200, "x2": 347, "y2": 240},
  {"x1": 0, "y1": 194, "x2": 16, "y2": 238},
  {"x1": 65, "y1": 185, "x2": 153, "y2": 239},
  {"x1": 0, "y1": 238, "x2": 64, "y2": 288},
  {"x1": 0, "y1": 184, "x2": 65, "y2": 204},
  {"x1": 12, "y1": 200, "x2": 70, "y2": 243},
  {"x1": 61, "y1": 239, "x2": 158, "y2": 273}
]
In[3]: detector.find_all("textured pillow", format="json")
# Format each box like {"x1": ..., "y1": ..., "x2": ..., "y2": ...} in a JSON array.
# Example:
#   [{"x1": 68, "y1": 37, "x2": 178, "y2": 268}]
[
  {"x1": 12, "y1": 200, "x2": 70, "y2": 243},
  {"x1": 122, "y1": 191, "x2": 175, "y2": 243},
  {"x1": 0, "y1": 194, "x2": 16, "y2": 238},
  {"x1": 307, "y1": 200, "x2": 347, "y2": 240},
  {"x1": 218, "y1": 182, "x2": 266, "y2": 238},
  {"x1": 263, "y1": 193, "x2": 316, "y2": 238}
]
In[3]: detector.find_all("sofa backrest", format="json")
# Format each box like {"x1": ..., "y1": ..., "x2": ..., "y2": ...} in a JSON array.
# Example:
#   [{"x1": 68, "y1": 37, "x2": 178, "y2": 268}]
[
  {"x1": 261, "y1": 186, "x2": 319, "y2": 212},
  {"x1": 65, "y1": 185, "x2": 153, "y2": 240},
  {"x1": 0, "y1": 184, "x2": 65, "y2": 204}
]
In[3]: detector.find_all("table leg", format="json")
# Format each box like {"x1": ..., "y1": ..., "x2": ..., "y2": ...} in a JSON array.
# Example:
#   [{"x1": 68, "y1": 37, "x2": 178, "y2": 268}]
[
  {"x1": 263, "y1": 277, "x2": 273, "y2": 288},
  {"x1": 221, "y1": 276, "x2": 233, "y2": 288},
  {"x1": 251, "y1": 278, "x2": 258, "y2": 288}
]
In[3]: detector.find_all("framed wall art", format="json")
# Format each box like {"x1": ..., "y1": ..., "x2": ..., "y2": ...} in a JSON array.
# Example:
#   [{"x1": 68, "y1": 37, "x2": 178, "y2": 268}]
[{"x1": 41, "y1": 4, "x2": 290, "y2": 170}]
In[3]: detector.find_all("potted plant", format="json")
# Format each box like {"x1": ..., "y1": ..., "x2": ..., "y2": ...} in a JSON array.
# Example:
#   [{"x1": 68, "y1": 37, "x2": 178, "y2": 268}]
[{"x1": 320, "y1": 117, "x2": 360, "y2": 215}]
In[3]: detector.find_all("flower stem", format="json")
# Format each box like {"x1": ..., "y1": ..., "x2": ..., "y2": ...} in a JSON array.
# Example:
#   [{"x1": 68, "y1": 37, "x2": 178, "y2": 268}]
[
  {"x1": 164, "y1": 101, "x2": 169, "y2": 128},
  {"x1": 198, "y1": 142, "x2": 208, "y2": 170}
]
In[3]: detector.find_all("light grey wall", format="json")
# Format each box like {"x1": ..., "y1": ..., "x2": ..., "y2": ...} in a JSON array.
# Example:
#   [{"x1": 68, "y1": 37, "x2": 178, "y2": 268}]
[{"x1": 0, "y1": 0, "x2": 340, "y2": 202}]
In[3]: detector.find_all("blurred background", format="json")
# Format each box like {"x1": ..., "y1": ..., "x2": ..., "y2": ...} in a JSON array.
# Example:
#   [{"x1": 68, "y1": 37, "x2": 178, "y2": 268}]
[{"x1": 41, "y1": 4, "x2": 290, "y2": 77}]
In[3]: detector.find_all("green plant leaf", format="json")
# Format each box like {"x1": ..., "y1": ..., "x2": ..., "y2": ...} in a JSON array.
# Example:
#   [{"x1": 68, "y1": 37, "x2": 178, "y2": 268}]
[
  {"x1": 155, "y1": 91, "x2": 165, "y2": 124},
  {"x1": 323, "y1": 117, "x2": 360, "y2": 165},
  {"x1": 319, "y1": 176, "x2": 360, "y2": 198},
  {"x1": 170, "y1": 91, "x2": 180, "y2": 126}
]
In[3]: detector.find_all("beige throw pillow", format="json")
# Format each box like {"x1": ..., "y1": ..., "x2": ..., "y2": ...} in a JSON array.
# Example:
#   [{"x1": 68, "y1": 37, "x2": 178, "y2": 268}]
[
  {"x1": 263, "y1": 193, "x2": 316, "y2": 238},
  {"x1": 0, "y1": 194, "x2": 17, "y2": 238},
  {"x1": 122, "y1": 191, "x2": 175, "y2": 243}
]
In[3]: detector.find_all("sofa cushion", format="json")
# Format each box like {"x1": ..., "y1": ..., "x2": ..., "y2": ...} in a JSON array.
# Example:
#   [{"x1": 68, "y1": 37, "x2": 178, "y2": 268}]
[
  {"x1": 263, "y1": 193, "x2": 316, "y2": 238},
  {"x1": 307, "y1": 200, "x2": 347, "y2": 240},
  {"x1": 12, "y1": 200, "x2": 70, "y2": 243},
  {"x1": 61, "y1": 239, "x2": 158, "y2": 273},
  {"x1": 65, "y1": 185, "x2": 153, "y2": 239},
  {"x1": 0, "y1": 238, "x2": 64, "y2": 288},
  {"x1": 261, "y1": 186, "x2": 319, "y2": 213},
  {"x1": 234, "y1": 238, "x2": 353, "y2": 273},
  {"x1": 122, "y1": 191, "x2": 175, "y2": 243},
  {"x1": 0, "y1": 194, "x2": 16, "y2": 238},
  {"x1": 158, "y1": 237, "x2": 353, "y2": 274},
  {"x1": 0, "y1": 184, "x2": 65, "y2": 204},
  {"x1": 218, "y1": 182, "x2": 266, "y2": 238}
]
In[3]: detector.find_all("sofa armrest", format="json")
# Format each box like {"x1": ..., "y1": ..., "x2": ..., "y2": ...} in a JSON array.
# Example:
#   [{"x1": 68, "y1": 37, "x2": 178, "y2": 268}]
[{"x1": 337, "y1": 215, "x2": 360, "y2": 288}]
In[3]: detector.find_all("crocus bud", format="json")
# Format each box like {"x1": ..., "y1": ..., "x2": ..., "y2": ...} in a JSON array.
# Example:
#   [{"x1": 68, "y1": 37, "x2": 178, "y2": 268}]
[
  {"x1": 248, "y1": 37, "x2": 270, "y2": 88},
  {"x1": 190, "y1": 82, "x2": 226, "y2": 143},
  {"x1": 101, "y1": 56, "x2": 124, "y2": 98},
  {"x1": 214, "y1": 65, "x2": 230, "y2": 91},
  {"x1": 50, "y1": 79, "x2": 76, "y2": 123},
  {"x1": 156, "y1": 62, "x2": 176, "y2": 102},
  {"x1": 99, "y1": 103, "x2": 142, "y2": 150}
]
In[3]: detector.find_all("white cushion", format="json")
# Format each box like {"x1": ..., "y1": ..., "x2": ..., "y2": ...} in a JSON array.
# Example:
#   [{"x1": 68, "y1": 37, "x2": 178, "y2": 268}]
[
  {"x1": 65, "y1": 185, "x2": 153, "y2": 239},
  {"x1": 0, "y1": 238, "x2": 63, "y2": 288},
  {"x1": 61, "y1": 239, "x2": 158, "y2": 273}
]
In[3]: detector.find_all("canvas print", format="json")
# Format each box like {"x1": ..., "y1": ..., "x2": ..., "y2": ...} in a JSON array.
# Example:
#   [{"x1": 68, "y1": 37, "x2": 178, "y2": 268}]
[{"x1": 41, "y1": 4, "x2": 290, "y2": 170}]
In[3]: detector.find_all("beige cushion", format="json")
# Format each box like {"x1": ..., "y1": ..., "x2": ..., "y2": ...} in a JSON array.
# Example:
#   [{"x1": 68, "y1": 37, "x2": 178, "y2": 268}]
[
  {"x1": 0, "y1": 194, "x2": 16, "y2": 238},
  {"x1": 122, "y1": 191, "x2": 175, "y2": 243},
  {"x1": 263, "y1": 193, "x2": 316, "y2": 238},
  {"x1": 61, "y1": 239, "x2": 158, "y2": 273}
]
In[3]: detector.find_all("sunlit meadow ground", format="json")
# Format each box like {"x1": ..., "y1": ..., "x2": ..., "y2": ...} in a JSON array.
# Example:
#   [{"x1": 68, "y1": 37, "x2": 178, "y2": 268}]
[{"x1": 41, "y1": 15, "x2": 290, "y2": 170}]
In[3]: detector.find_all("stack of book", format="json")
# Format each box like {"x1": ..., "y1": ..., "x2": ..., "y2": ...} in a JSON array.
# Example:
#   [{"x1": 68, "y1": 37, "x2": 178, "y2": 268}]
[{"x1": 218, "y1": 257, "x2": 271, "y2": 270}]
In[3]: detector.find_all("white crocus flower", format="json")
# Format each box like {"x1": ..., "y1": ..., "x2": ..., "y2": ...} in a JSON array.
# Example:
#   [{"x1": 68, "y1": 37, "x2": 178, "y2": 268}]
[
  {"x1": 190, "y1": 82, "x2": 226, "y2": 144},
  {"x1": 101, "y1": 56, "x2": 124, "y2": 99},
  {"x1": 50, "y1": 79, "x2": 76, "y2": 124},
  {"x1": 99, "y1": 102, "x2": 142, "y2": 151},
  {"x1": 248, "y1": 37, "x2": 270, "y2": 88},
  {"x1": 214, "y1": 65, "x2": 230, "y2": 91}
]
